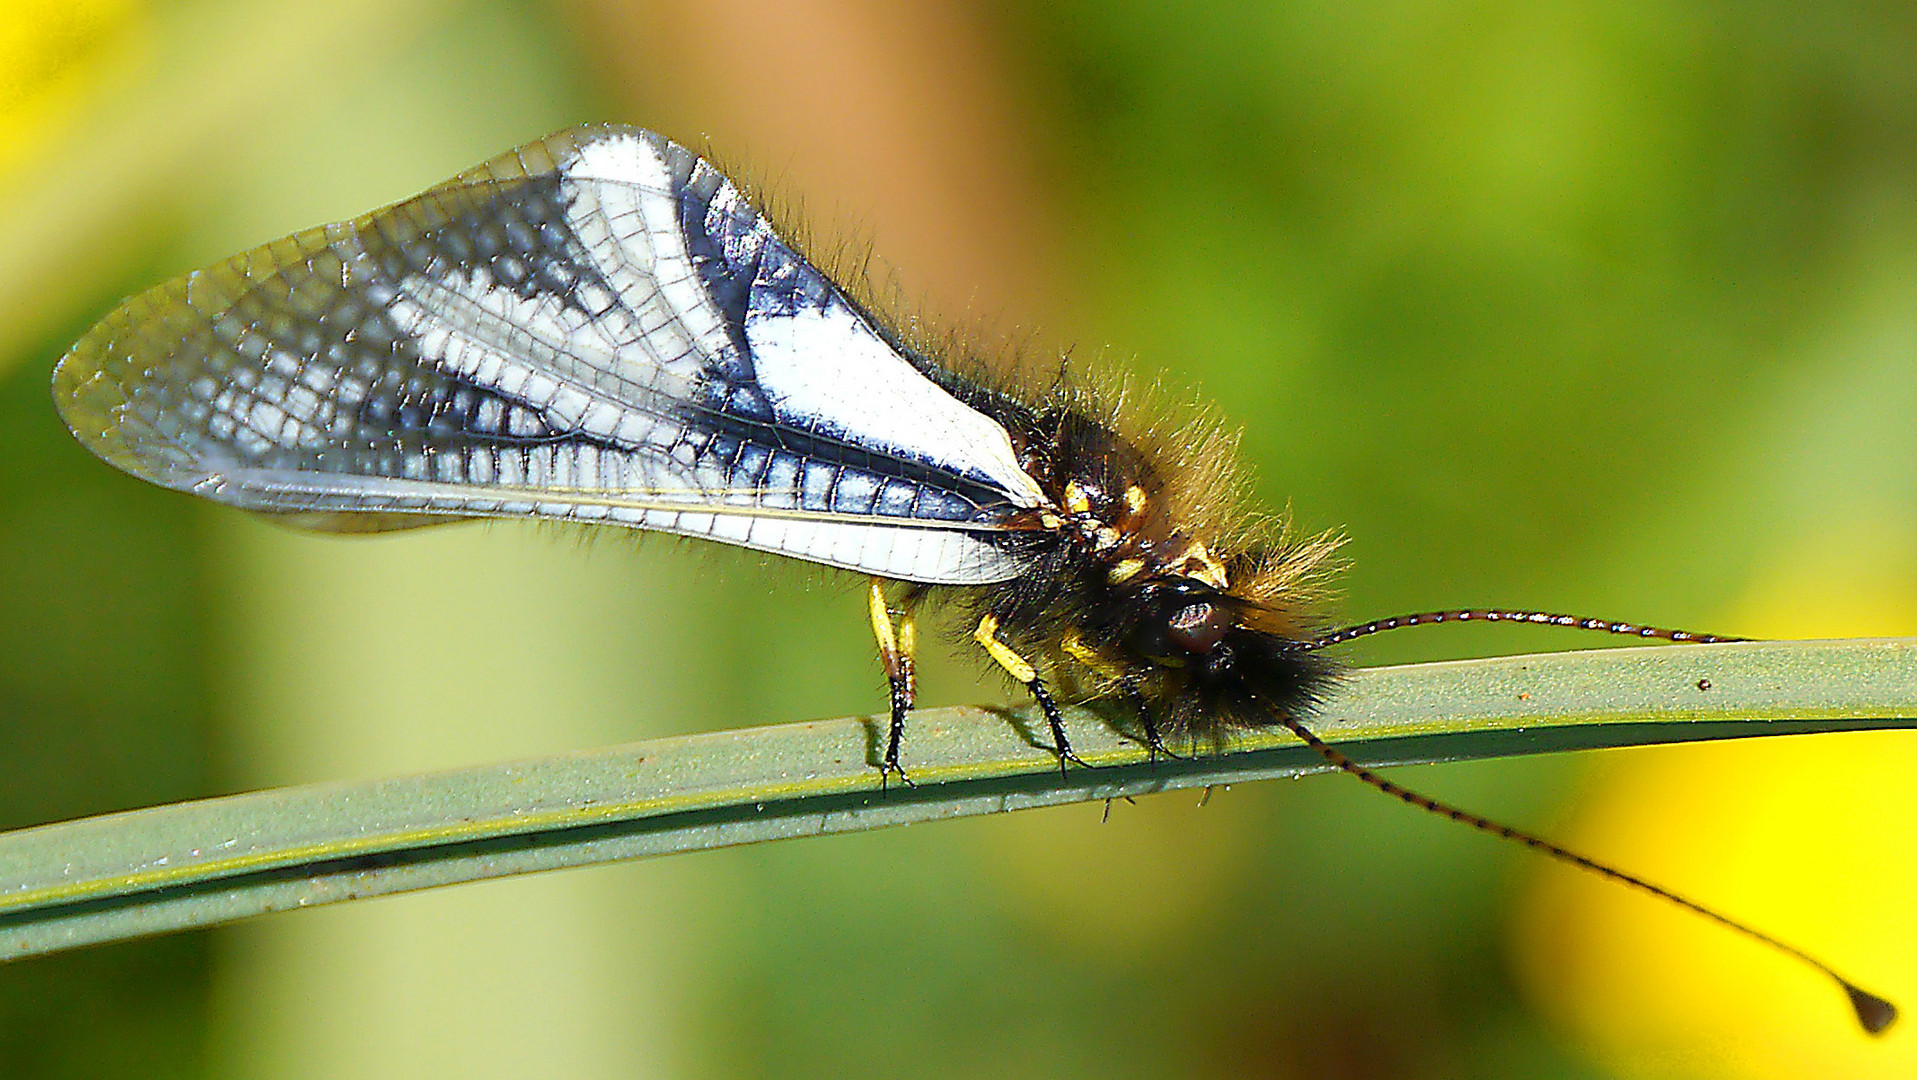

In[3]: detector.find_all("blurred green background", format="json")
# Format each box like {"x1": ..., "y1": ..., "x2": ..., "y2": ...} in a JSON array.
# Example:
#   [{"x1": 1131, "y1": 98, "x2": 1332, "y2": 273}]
[{"x1": 4, "y1": 1, "x2": 1916, "y2": 1077}]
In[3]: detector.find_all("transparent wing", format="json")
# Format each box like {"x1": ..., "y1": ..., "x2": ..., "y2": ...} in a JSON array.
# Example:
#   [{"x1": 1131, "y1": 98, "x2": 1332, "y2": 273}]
[{"x1": 53, "y1": 125, "x2": 1049, "y2": 584}]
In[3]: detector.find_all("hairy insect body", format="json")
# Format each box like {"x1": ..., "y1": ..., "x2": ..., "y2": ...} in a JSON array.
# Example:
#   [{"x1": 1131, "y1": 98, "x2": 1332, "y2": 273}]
[
  {"x1": 935, "y1": 381, "x2": 1342, "y2": 748},
  {"x1": 52, "y1": 124, "x2": 1895, "y2": 1032}
]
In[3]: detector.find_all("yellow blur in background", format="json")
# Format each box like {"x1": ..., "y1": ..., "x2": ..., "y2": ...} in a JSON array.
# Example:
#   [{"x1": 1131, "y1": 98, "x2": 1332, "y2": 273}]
[
  {"x1": 3, "y1": 2, "x2": 1916, "y2": 1079},
  {"x1": 1519, "y1": 517, "x2": 1917, "y2": 1079},
  {"x1": 0, "y1": 0, "x2": 144, "y2": 182}
]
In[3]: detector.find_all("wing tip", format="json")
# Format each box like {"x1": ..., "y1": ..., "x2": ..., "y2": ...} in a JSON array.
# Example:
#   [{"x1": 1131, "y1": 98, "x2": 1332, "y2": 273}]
[{"x1": 51, "y1": 304, "x2": 219, "y2": 496}]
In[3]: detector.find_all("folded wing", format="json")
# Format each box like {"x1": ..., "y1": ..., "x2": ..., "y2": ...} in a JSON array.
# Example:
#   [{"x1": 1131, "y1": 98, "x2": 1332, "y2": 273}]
[{"x1": 53, "y1": 125, "x2": 1049, "y2": 584}]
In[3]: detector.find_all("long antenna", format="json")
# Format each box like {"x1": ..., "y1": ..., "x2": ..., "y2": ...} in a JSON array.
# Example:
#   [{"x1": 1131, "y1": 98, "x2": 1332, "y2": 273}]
[
  {"x1": 1274, "y1": 606, "x2": 1896, "y2": 1033},
  {"x1": 1272, "y1": 714, "x2": 1896, "y2": 1034},
  {"x1": 1308, "y1": 608, "x2": 1746, "y2": 650}
]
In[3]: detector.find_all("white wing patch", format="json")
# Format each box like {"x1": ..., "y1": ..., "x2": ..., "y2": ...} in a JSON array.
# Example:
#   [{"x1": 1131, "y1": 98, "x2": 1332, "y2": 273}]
[
  {"x1": 562, "y1": 132, "x2": 735, "y2": 387},
  {"x1": 745, "y1": 304, "x2": 1046, "y2": 508}
]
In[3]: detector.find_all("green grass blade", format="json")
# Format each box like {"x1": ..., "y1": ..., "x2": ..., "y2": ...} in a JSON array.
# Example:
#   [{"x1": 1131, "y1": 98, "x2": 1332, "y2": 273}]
[{"x1": 4, "y1": 639, "x2": 1915, "y2": 960}]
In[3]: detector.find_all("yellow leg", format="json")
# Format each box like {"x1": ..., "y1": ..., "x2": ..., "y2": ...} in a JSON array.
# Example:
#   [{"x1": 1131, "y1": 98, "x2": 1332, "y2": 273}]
[
  {"x1": 974, "y1": 613, "x2": 1036, "y2": 683},
  {"x1": 868, "y1": 580, "x2": 899, "y2": 658},
  {"x1": 974, "y1": 614, "x2": 1085, "y2": 773}
]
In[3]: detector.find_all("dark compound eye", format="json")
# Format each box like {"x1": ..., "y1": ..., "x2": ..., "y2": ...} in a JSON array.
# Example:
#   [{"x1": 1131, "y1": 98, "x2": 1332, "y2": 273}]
[{"x1": 1167, "y1": 600, "x2": 1233, "y2": 654}]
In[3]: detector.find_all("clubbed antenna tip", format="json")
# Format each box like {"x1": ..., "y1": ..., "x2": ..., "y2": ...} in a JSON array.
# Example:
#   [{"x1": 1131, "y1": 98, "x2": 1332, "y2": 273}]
[
  {"x1": 1845, "y1": 983, "x2": 1898, "y2": 1036},
  {"x1": 1294, "y1": 610, "x2": 1902, "y2": 1035},
  {"x1": 1268, "y1": 710, "x2": 1896, "y2": 1038}
]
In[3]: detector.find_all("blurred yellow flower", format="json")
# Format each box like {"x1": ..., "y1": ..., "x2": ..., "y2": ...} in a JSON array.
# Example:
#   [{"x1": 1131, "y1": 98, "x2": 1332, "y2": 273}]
[
  {"x1": 1514, "y1": 518, "x2": 1917, "y2": 1078},
  {"x1": 0, "y1": 0, "x2": 147, "y2": 185}
]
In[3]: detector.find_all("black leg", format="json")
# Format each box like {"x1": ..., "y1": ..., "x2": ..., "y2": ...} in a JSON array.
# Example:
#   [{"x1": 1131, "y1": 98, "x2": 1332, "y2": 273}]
[
  {"x1": 1026, "y1": 679, "x2": 1089, "y2": 775},
  {"x1": 869, "y1": 579, "x2": 917, "y2": 790},
  {"x1": 1124, "y1": 680, "x2": 1182, "y2": 763},
  {"x1": 974, "y1": 613, "x2": 1091, "y2": 776},
  {"x1": 881, "y1": 654, "x2": 915, "y2": 790}
]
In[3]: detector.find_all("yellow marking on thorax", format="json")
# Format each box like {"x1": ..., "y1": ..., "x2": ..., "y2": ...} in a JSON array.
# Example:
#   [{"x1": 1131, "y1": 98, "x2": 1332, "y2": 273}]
[
  {"x1": 1123, "y1": 484, "x2": 1147, "y2": 515},
  {"x1": 1107, "y1": 557, "x2": 1146, "y2": 584},
  {"x1": 1061, "y1": 631, "x2": 1128, "y2": 680},
  {"x1": 1061, "y1": 632, "x2": 1102, "y2": 667},
  {"x1": 1178, "y1": 540, "x2": 1229, "y2": 590},
  {"x1": 1062, "y1": 481, "x2": 1093, "y2": 515}
]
